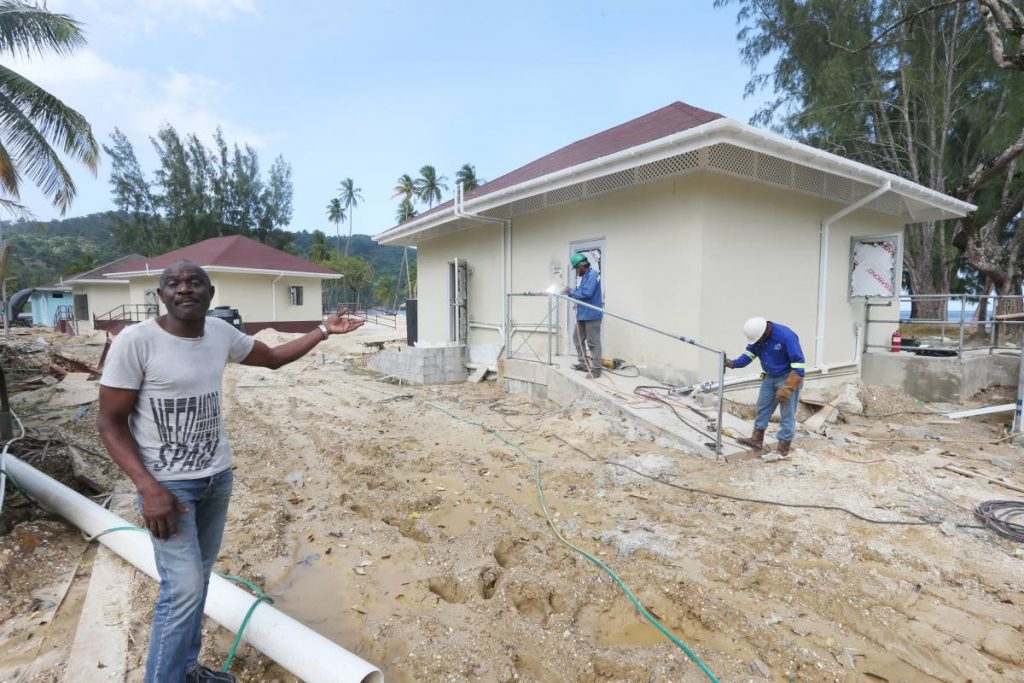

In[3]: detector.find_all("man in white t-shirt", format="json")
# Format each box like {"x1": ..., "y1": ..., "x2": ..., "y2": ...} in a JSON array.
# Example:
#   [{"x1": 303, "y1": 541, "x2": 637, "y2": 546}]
[{"x1": 98, "y1": 261, "x2": 363, "y2": 683}]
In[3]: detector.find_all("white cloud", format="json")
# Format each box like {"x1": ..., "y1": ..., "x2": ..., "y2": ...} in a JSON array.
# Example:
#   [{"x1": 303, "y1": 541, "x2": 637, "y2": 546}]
[{"x1": 11, "y1": 49, "x2": 271, "y2": 150}]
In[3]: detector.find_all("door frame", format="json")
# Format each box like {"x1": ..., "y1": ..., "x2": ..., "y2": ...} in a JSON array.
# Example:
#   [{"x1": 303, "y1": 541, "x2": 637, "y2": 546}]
[{"x1": 447, "y1": 258, "x2": 468, "y2": 343}]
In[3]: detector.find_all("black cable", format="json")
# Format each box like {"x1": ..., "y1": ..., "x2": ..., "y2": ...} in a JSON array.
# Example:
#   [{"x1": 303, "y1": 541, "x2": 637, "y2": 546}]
[
  {"x1": 554, "y1": 435, "x2": 965, "y2": 527},
  {"x1": 974, "y1": 500, "x2": 1024, "y2": 542}
]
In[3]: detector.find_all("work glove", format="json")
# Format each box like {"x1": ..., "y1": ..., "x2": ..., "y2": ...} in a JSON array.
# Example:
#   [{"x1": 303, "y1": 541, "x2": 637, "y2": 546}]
[
  {"x1": 724, "y1": 358, "x2": 734, "y2": 369},
  {"x1": 775, "y1": 371, "x2": 803, "y2": 405}
]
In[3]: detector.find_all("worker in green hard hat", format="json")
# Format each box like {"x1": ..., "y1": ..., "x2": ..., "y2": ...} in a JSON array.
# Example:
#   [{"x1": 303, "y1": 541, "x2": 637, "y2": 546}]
[{"x1": 562, "y1": 252, "x2": 603, "y2": 377}]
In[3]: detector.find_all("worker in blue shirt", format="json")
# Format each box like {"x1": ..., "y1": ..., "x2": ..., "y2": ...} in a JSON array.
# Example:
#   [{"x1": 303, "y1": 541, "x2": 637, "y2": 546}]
[
  {"x1": 562, "y1": 252, "x2": 603, "y2": 377},
  {"x1": 725, "y1": 317, "x2": 805, "y2": 457}
]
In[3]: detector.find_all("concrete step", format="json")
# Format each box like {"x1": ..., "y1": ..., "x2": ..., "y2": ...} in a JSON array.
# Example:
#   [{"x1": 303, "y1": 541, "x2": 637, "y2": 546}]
[{"x1": 501, "y1": 356, "x2": 769, "y2": 459}]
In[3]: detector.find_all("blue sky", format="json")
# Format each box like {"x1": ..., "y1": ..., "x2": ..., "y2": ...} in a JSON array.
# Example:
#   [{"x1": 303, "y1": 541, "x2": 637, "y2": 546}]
[{"x1": 19, "y1": 0, "x2": 774, "y2": 239}]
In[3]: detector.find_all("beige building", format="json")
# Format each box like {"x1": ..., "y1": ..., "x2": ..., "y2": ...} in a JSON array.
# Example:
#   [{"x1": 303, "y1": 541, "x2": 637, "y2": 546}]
[
  {"x1": 376, "y1": 102, "x2": 974, "y2": 384},
  {"x1": 93, "y1": 235, "x2": 339, "y2": 334},
  {"x1": 62, "y1": 254, "x2": 142, "y2": 325}
]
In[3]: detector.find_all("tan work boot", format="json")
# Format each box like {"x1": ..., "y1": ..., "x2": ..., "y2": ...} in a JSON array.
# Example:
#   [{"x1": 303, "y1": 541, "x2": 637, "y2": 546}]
[
  {"x1": 737, "y1": 428, "x2": 766, "y2": 450},
  {"x1": 776, "y1": 440, "x2": 792, "y2": 457}
]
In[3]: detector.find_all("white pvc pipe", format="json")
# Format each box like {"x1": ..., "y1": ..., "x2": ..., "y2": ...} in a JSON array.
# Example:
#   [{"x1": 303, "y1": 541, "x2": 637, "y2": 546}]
[
  {"x1": 814, "y1": 181, "x2": 891, "y2": 372},
  {"x1": 271, "y1": 271, "x2": 284, "y2": 322},
  {"x1": 5, "y1": 455, "x2": 382, "y2": 683}
]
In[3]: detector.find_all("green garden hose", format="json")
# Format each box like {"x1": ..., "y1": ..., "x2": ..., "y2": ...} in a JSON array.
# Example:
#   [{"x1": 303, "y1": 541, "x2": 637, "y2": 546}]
[
  {"x1": 428, "y1": 403, "x2": 719, "y2": 683},
  {"x1": 87, "y1": 524, "x2": 271, "y2": 673}
]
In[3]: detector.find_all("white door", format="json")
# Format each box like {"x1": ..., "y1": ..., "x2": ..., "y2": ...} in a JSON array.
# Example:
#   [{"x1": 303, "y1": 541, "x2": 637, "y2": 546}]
[
  {"x1": 144, "y1": 289, "x2": 160, "y2": 318},
  {"x1": 448, "y1": 259, "x2": 468, "y2": 343},
  {"x1": 567, "y1": 238, "x2": 604, "y2": 355}
]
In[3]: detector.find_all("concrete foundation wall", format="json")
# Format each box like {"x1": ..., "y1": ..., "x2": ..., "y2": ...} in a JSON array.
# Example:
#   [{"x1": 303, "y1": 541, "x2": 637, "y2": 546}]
[
  {"x1": 861, "y1": 352, "x2": 1020, "y2": 402},
  {"x1": 367, "y1": 345, "x2": 468, "y2": 384}
]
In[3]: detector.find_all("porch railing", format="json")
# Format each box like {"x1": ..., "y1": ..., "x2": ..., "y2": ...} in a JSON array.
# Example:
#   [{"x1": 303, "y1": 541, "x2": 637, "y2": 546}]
[
  {"x1": 865, "y1": 293, "x2": 1024, "y2": 360},
  {"x1": 324, "y1": 302, "x2": 398, "y2": 329},
  {"x1": 505, "y1": 291, "x2": 727, "y2": 455}
]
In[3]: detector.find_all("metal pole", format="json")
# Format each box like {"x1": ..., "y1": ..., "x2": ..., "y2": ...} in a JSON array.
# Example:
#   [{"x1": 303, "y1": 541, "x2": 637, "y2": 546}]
[
  {"x1": 1013, "y1": 345, "x2": 1024, "y2": 445},
  {"x1": 504, "y1": 293, "x2": 511, "y2": 360},
  {"x1": 547, "y1": 294, "x2": 553, "y2": 366},
  {"x1": 990, "y1": 294, "x2": 997, "y2": 354},
  {"x1": 716, "y1": 352, "x2": 725, "y2": 456},
  {"x1": 958, "y1": 294, "x2": 966, "y2": 362}
]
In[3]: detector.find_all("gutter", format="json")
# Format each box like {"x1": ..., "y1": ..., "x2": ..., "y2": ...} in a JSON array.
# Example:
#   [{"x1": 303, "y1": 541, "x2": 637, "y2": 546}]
[{"x1": 815, "y1": 181, "x2": 891, "y2": 372}]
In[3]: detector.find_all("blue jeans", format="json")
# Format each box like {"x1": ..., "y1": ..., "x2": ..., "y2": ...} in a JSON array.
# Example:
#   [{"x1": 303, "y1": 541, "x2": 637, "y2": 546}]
[
  {"x1": 141, "y1": 469, "x2": 233, "y2": 683},
  {"x1": 755, "y1": 374, "x2": 802, "y2": 442}
]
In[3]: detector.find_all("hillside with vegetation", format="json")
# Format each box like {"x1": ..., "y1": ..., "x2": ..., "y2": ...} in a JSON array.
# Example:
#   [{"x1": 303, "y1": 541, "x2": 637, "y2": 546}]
[{"x1": 1, "y1": 212, "x2": 414, "y2": 306}]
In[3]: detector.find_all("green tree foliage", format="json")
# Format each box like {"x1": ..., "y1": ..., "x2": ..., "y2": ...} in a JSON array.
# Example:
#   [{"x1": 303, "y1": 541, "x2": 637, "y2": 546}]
[
  {"x1": 396, "y1": 200, "x2": 418, "y2": 223},
  {"x1": 102, "y1": 125, "x2": 295, "y2": 255},
  {"x1": 334, "y1": 254, "x2": 373, "y2": 309},
  {"x1": 414, "y1": 164, "x2": 448, "y2": 208},
  {"x1": 307, "y1": 229, "x2": 332, "y2": 264},
  {"x1": 455, "y1": 163, "x2": 484, "y2": 192},
  {"x1": 338, "y1": 177, "x2": 362, "y2": 257},
  {"x1": 717, "y1": 0, "x2": 1024, "y2": 317},
  {"x1": 0, "y1": 0, "x2": 99, "y2": 216},
  {"x1": 373, "y1": 273, "x2": 397, "y2": 309},
  {"x1": 0, "y1": 212, "x2": 124, "y2": 290},
  {"x1": 326, "y1": 196, "x2": 344, "y2": 252}
]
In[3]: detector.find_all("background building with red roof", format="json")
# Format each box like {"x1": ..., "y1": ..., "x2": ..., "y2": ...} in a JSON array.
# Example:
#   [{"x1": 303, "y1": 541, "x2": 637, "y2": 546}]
[{"x1": 90, "y1": 235, "x2": 340, "y2": 334}]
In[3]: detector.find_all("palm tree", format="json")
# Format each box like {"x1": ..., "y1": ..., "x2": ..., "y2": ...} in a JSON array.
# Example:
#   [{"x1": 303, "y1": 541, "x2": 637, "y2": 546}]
[
  {"x1": 396, "y1": 200, "x2": 418, "y2": 223},
  {"x1": 0, "y1": 1, "x2": 100, "y2": 215},
  {"x1": 392, "y1": 173, "x2": 414, "y2": 204},
  {"x1": 455, "y1": 163, "x2": 484, "y2": 192},
  {"x1": 308, "y1": 229, "x2": 331, "y2": 264},
  {"x1": 413, "y1": 165, "x2": 447, "y2": 209},
  {"x1": 326, "y1": 197, "x2": 345, "y2": 252},
  {"x1": 338, "y1": 177, "x2": 362, "y2": 257}
]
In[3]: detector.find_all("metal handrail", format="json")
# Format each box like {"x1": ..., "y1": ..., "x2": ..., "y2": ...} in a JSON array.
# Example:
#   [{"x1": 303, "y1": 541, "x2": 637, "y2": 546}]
[
  {"x1": 865, "y1": 293, "x2": 1024, "y2": 360},
  {"x1": 506, "y1": 291, "x2": 726, "y2": 455}
]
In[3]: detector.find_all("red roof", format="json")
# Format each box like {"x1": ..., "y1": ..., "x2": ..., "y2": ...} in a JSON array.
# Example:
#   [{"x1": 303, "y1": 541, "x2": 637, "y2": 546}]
[
  {"x1": 110, "y1": 235, "x2": 337, "y2": 276},
  {"x1": 64, "y1": 253, "x2": 146, "y2": 282},
  {"x1": 396, "y1": 101, "x2": 723, "y2": 227}
]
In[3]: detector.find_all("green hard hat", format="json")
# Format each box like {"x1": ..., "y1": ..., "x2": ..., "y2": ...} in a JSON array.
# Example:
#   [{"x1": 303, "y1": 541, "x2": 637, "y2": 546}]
[{"x1": 570, "y1": 252, "x2": 588, "y2": 268}]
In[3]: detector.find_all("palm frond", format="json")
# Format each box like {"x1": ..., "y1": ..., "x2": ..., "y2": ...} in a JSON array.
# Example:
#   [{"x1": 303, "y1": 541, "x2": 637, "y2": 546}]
[
  {"x1": 0, "y1": 65, "x2": 100, "y2": 212},
  {"x1": 0, "y1": 139, "x2": 20, "y2": 195},
  {"x1": 0, "y1": 1, "x2": 85, "y2": 59},
  {"x1": 0, "y1": 191, "x2": 30, "y2": 218}
]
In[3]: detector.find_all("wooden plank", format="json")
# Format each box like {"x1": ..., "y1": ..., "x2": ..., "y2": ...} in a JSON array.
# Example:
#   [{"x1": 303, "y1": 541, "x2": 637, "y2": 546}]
[
  {"x1": 942, "y1": 464, "x2": 1024, "y2": 495},
  {"x1": 994, "y1": 311, "x2": 1024, "y2": 320},
  {"x1": 947, "y1": 403, "x2": 1014, "y2": 419},
  {"x1": 62, "y1": 496, "x2": 136, "y2": 683},
  {"x1": 803, "y1": 396, "x2": 842, "y2": 432}
]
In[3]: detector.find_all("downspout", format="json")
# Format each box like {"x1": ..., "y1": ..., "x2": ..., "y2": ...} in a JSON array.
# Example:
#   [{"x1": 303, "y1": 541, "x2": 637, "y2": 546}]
[
  {"x1": 815, "y1": 181, "x2": 891, "y2": 372},
  {"x1": 271, "y1": 271, "x2": 284, "y2": 323},
  {"x1": 454, "y1": 182, "x2": 512, "y2": 350}
]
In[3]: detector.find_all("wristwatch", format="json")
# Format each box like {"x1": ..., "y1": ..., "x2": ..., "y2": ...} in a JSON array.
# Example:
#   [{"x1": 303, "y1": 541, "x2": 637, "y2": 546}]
[{"x1": 317, "y1": 323, "x2": 330, "y2": 339}]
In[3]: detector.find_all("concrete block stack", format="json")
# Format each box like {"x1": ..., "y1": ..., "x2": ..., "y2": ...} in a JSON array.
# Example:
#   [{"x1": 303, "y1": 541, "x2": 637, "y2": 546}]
[{"x1": 367, "y1": 345, "x2": 468, "y2": 384}]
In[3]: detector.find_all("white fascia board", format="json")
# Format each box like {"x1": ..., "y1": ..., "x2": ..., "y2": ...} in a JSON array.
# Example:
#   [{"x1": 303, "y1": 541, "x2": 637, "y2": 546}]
[
  {"x1": 67, "y1": 278, "x2": 130, "y2": 285},
  {"x1": 376, "y1": 117, "x2": 976, "y2": 245},
  {"x1": 104, "y1": 266, "x2": 342, "y2": 280}
]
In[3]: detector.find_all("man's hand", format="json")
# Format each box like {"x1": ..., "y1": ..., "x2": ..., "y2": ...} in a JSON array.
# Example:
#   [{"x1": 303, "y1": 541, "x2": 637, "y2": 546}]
[
  {"x1": 139, "y1": 483, "x2": 187, "y2": 540},
  {"x1": 724, "y1": 358, "x2": 734, "y2": 369},
  {"x1": 324, "y1": 308, "x2": 366, "y2": 335},
  {"x1": 561, "y1": 286, "x2": 570, "y2": 295}
]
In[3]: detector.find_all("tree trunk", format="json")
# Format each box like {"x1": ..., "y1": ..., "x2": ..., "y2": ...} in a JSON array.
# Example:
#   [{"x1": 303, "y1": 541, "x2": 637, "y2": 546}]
[{"x1": 904, "y1": 221, "x2": 951, "y2": 320}]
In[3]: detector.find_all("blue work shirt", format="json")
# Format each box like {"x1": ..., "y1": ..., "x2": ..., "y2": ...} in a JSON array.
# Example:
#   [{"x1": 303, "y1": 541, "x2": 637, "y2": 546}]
[
  {"x1": 731, "y1": 322, "x2": 806, "y2": 378},
  {"x1": 569, "y1": 268, "x2": 603, "y2": 320}
]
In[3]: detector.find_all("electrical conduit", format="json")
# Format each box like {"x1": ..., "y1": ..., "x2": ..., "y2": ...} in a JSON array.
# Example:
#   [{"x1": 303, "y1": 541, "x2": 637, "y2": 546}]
[{"x1": 3, "y1": 454, "x2": 382, "y2": 683}]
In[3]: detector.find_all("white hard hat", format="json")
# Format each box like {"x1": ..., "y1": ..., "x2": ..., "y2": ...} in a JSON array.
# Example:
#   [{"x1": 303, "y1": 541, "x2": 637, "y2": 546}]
[{"x1": 743, "y1": 316, "x2": 768, "y2": 342}]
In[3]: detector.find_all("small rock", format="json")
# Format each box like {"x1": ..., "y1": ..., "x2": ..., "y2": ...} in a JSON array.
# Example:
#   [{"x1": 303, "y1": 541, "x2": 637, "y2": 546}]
[
  {"x1": 897, "y1": 426, "x2": 927, "y2": 439},
  {"x1": 939, "y1": 520, "x2": 956, "y2": 536},
  {"x1": 981, "y1": 625, "x2": 1024, "y2": 664},
  {"x1": 750, "y1": 658, "x2": 771, "y2": 677},
  {"x1": 990, "y1": 457, "x2": 1016, "y2": 472},
  {"x1": 761, "y1": 453, "x2": 784, "y2": 463}
]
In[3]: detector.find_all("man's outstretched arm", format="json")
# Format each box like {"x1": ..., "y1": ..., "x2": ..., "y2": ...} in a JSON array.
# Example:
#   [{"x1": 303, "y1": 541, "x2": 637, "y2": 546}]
[{"x1": 242, "y1": 309, "x2": 365, "y2": 370}]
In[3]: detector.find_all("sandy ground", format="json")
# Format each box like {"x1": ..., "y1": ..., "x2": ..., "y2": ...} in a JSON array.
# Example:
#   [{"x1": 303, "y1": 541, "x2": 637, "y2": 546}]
[{"x1": 2, "y1": 325, "x2": 1024, "y2": 682}]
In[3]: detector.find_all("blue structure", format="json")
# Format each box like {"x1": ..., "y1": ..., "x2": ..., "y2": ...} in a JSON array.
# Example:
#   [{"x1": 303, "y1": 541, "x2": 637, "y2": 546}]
[{"x1": 28, "y1": 286, "x2": 73, "y2": 326}]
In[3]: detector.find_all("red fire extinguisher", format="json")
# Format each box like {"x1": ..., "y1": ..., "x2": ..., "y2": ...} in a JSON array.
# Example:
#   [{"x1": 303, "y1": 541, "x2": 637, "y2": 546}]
[{"x1": 891, "y1": 330, "x2": 902, "y2": 352}]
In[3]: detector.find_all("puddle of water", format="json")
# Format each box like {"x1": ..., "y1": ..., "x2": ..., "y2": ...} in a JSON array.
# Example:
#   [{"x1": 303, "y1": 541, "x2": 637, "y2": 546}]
[
  {"x1": 427, "y1": 503, "x2": 478, "y2": 536},
  {"x1": 592, "y1": 616, "x2": 666, "y2": 647},
  {"x1": 265, "y1": 540, "x2": 420, "y2": 645}
]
